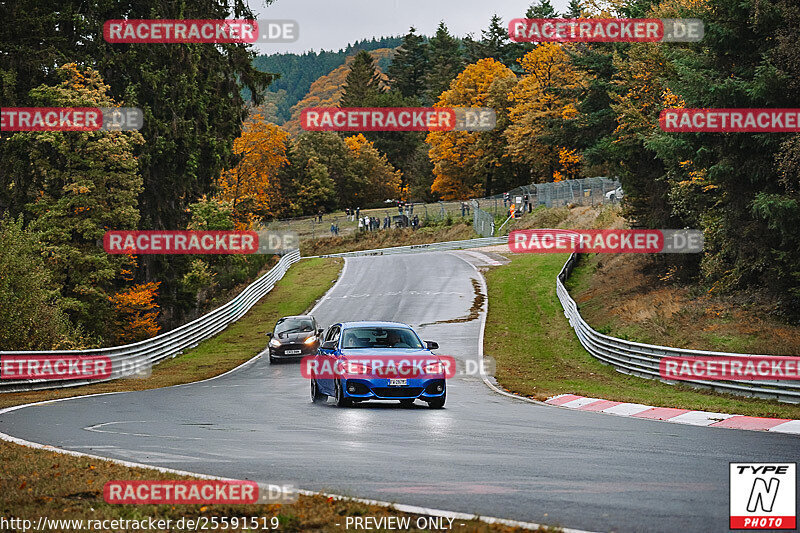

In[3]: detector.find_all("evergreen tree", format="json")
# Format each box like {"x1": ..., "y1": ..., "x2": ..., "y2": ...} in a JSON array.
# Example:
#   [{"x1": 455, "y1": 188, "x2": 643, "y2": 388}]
[
  {"x1": 526, "y1": 0, "x2": 559, "y2": 18},
  {"x1": 465, "y1": 15, "x2": 520, "y2": 69},
  {"x1": 340, "y1": 50, "x2": 385, "y2": 107},
  {"x1": 566, "y1": 0, "x2": 583, "y2": 17},
  {"x1": 424, "y1": 22, "x2": 464, "y2": 102},
  {"x1": 388, "y1": 27, "x2": 428, "y2": 101}
]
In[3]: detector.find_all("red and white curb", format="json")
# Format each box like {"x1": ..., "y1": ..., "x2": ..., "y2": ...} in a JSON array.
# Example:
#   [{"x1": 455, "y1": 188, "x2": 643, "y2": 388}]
[{"x1": 546, "y1": 394, "x2": 800, "y2": 435}]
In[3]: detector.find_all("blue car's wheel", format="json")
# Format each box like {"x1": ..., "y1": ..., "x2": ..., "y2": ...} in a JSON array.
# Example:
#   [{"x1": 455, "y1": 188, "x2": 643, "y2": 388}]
[
  {"x1": 334, "y1": 379, "x2": 353, "y2": 407},
  {"x1": 311, "y1": 379, "x2": 327, "y2": 404}
]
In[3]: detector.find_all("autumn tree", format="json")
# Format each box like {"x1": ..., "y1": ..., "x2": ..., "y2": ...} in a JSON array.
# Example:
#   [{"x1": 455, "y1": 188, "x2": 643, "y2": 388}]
[
  {"x1": 109, "y1": 283, "x2": 161, "y2": 344},
  {"x1": 217, "y1": 115, "x2": 289, "y2": 227},
  {"x1": 505, "y1": 43, "x2": 587, "y2": 182},
  {"x1": 427, "y1": 58, "x2": 519, "y2": 199},
  {"x1": 344, "y1": 134, "x2": 402, "y2": 204}
]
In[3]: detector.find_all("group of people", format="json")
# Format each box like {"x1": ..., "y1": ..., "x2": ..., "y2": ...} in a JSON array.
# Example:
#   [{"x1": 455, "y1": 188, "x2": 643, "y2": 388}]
[
  {"x1": 358, "y1": 216, "x2": 382, "y2": 232},
  {"x1": 329, "y1": 223, "x2": 340, "y2": 236},
  {"x1": 344, "y1": 207, "x2": 360, "y2": 221},
  {"x1": 397, "y1": 200, "x2": 413, "y2": 216}
]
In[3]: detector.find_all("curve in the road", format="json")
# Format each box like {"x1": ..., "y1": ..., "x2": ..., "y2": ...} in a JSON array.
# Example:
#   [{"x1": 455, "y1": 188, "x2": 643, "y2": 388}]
[{"x1": 1, "y1": 251, "x2": 798, "y2": 533}]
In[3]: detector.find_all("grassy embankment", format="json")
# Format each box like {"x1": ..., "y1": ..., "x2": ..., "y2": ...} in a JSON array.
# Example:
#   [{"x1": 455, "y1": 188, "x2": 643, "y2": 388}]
[{"x1": 484, "y1": 205, "x2": 800, "y2": 419}]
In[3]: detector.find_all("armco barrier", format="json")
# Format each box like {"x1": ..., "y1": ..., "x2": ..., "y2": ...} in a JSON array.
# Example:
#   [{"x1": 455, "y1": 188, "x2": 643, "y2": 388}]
[
  {"x1": 313, "y1": 236, "x2": 507, "y2": 258},
  {"x1": 556, "y1": 253, "x2": 800, "y2": 403},
  {"x1": 0, "y1": 249, "x2": 300, "y2": 393}
]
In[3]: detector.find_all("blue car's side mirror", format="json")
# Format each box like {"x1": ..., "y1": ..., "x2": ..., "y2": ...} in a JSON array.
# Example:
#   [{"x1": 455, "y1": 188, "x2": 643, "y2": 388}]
[{"x1": 426, "y1": 341, "x2": 439, "y2": 350}]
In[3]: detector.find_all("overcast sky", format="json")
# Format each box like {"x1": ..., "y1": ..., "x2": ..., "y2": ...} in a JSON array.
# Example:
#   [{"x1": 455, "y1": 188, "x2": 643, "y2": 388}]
[{"x1": 251, "y1": 0, "x2": 572, "y2": 55}]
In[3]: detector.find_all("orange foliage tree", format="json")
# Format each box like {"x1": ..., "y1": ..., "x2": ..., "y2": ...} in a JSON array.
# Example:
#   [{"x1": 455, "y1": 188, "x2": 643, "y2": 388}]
[
  {"x1": 426, "y1": 58, "x2": 518, "y2": 200},
  {"x1": 506, "y1": 43, "x2": 587, "y2": 182},
  {"x1": 344, "y1": 133, "x2": 402, "y2": 204},
  {"x1": 109, "y1": 282, "x2": 161, "y2": 344},
  {"x1": 217, "y1": 114, "x2": 289, "y2": 227}
]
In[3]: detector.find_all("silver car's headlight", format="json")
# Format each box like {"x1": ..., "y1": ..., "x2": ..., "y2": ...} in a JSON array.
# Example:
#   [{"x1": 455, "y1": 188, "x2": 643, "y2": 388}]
[
  {"x1": 303, "y1": 335, "x2": 317, "y2": 345},
  {"x1": 269, "y1": 338, "x2": 281, "y2": 348}
]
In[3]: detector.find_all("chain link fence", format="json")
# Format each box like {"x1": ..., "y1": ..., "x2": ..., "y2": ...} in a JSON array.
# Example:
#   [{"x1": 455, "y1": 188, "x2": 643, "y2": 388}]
[
  {"x1": 261, "y1": 177, "x2": 622, "y2": 242},
  {"x1": 472, "y1": 200, "x2": 495, "y2": 238}
]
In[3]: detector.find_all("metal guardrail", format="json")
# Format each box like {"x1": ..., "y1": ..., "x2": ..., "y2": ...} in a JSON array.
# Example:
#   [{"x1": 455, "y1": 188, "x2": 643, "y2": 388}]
[
  {"x1": 312, "y1": 237, "x2": 507, "y2": 258},
  {"x1": 556, "y1": 253, "x2": 800, "y2": 403},
  {"x1": 0, "y1": 250, "x2": 301, "y2": 393}
]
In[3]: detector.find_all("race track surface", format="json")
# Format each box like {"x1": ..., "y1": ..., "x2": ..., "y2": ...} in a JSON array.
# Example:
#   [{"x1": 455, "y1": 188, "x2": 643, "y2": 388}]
[{"x1": 1, "y1": 252, "x2": 798, "y2": 532}]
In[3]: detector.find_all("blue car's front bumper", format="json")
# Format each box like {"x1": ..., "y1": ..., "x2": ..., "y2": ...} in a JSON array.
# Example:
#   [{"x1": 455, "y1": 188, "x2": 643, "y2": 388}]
[{"x1": 341, "y1": 378, "x2": 445, "y2": 401}]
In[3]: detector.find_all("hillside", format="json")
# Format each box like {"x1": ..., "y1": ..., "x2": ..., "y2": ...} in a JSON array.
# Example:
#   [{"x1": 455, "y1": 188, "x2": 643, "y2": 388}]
[
  {"x1": 282, "y1": 48, "x2": 395, "y2": 137},
  {"x1": 251, "y1": 37, "x2": 402, "y2": 123}
]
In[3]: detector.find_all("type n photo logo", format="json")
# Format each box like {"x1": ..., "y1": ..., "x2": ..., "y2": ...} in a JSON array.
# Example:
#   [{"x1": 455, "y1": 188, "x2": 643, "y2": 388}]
[{"x1": 730, "y1": 463, "x2": 796, "y2": 529}]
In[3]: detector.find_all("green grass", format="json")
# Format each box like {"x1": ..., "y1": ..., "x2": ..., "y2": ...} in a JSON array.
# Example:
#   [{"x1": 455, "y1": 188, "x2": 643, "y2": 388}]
[
  {"x1": 0, "y1": 257, "x2": 344, "y2": 410},
  {"x1": 484, "y1": 253, "x2": 800, "y2": 419}
]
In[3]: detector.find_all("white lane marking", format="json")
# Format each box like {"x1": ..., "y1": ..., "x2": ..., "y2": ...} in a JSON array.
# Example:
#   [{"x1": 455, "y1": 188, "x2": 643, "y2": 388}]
[
  {"x1": 769, "y1": 420, "x2": 800, "y2": 434},
  {"x1": 601, "y1": 403, "x2": 654, "y2": 416},
  {"x1": 667, "y1": 411, "x2": 734, "y2": 426},
  {"x1": 84, "y1": 421, "x2": 203, "y2": 440},
  {"x1": 459, "y1": 250, "x2": 503, "y2": 266},
  {"x1": 331, "y1": 291, "x2": 463, "y2": 299},
  {"x1": 561, "y1": 397, "x2": 603, "y2": 409},
  {"x1": 0, "y1": 425, "x2": 586, "y2": 532}
]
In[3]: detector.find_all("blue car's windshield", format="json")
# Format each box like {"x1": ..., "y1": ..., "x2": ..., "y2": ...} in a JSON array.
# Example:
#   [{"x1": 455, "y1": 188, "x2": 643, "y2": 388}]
[{"x1": 341, "y1": 327, "x2": 424, "y2": 349}]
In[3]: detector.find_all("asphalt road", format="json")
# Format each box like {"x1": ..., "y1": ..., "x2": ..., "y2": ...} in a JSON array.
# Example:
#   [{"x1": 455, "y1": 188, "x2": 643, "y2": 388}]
[{"x1": 1, "y1": 251, "x2": 798, "y2": 532}]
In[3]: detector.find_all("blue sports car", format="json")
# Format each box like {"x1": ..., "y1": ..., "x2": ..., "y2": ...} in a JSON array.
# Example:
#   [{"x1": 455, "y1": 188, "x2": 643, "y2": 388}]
[{"x1": 309, "y1": 321, "x2": 447, "y2": 408}]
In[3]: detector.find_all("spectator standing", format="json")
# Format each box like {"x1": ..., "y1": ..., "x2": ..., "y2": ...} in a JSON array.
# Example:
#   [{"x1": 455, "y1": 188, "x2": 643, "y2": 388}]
[
  {"x1": 409, "y1": 202, "x2": 414, "y2": 215},
  {"x1": 412, "y1": 214, "x2": 419, "y2": 229},
  {"x1": 358, "y1": 217, "x2": 364, "y2": 232},
  {"x1": 355, "y1": 207, "x2": 360, "y2": 220},
  {"x1": 330, "y1": 223, "x2": 335, "y2": 235},
  {"x1": 461, "y1": 202, "x2": 466, "y2": 217}
]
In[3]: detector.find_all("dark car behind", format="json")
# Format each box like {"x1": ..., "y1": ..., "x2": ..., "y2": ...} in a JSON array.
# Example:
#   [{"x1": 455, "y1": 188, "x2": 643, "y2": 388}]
[{"x1": 267, "y1": 315, "x2": 322, "y2": 363}]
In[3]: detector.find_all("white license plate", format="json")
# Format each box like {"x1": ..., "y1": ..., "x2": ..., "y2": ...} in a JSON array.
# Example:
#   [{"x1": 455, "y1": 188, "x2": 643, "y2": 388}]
[
  {"x1": 285, "y1": 349, "x2": 302, "y2": 355},
  {"x1": 389, "y1": 379, "x2": 407, "y2": 386}
]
